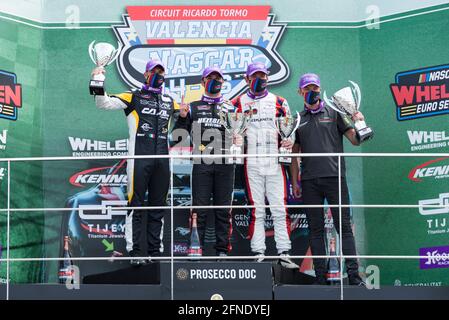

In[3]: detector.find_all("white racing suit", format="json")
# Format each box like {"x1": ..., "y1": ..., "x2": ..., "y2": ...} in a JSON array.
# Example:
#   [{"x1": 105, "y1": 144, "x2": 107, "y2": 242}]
[{"x1": 232, "y1": 92, "x2": 292, "y2": 254}]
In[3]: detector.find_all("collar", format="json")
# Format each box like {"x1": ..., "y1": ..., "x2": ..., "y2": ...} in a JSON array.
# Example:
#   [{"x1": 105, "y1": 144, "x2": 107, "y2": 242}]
[
  {"x1": 141, "y1": 84, "x2": 162, "y2": 94},
  {"x1": 201, "y1": 94, "x2": 223, "y2": 104},
  {"x1": 305, "y1": 100, "x2": 325, "y2": 114},
  {"x1": 246, "y1": 89, "x2": 268, "y2": 100}
]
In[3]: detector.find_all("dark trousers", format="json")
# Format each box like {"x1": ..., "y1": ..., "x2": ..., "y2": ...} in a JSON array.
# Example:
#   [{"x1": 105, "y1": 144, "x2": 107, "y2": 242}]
[
  {"x1": 192, "y1": 163, "x2": 235, "y2": 253},
  {"x1": 302, "y1": 177, "x2": 359, "y2": 278},
  {"x1": 127, "y1": 158, "x2": 169, "y2": 256}
]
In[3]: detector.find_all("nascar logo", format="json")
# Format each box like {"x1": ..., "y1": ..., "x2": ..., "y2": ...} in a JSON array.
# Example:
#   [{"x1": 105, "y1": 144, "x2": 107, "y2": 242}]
[
  {"x1": 113, "y1": 5, "x2": 289, "y2": 102},
  {"x1": 390, "y1": 64, "x2": 449, "y2": 121},
  {"x1": 418, "y1": 70, "x2": 449, "y2": 83}
]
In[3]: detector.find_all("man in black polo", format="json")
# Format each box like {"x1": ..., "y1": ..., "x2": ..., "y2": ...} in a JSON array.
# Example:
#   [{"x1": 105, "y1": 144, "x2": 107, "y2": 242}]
[{"x1": 290, "y1": 73, "x2": 366, "y2": 285}]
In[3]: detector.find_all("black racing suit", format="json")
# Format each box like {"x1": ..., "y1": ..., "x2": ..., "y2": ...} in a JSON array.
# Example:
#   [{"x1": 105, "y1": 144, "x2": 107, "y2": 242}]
[
  {"x1": 173, "y1": 97, "x2": 235, "y2": 254},
  {"x1": 95, "y1": 88, "x2": 179, "y2": 257}
]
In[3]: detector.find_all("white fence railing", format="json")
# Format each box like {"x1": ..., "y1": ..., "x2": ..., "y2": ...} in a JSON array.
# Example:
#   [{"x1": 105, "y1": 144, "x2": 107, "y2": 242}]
[{"x1": 1, "y1": 152, "x2": 449, "y2": 300}]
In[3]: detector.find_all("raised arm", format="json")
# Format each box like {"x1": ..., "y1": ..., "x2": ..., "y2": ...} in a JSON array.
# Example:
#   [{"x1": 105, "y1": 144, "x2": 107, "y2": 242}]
[{"x1": 91, "y1": 67, "x2": 129, "y2": 110}]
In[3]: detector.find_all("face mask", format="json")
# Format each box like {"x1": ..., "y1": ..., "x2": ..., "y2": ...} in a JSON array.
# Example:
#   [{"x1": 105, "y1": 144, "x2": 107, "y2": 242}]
[
  {"x1": 250, "y1": 77, "x2": 267, "y2": 94},
  {"x1": 305, "y1": 100, "x2": 325, "y2": 114},
  {"x1": 204, "y1": 78, "x2": 222, "y2": 94},
  {"x1": 304, "y1": 90, "x2": 320, "y2": 105},
  {"x1": 146, "y1": 72, "x2": 165, "y2": 89}
]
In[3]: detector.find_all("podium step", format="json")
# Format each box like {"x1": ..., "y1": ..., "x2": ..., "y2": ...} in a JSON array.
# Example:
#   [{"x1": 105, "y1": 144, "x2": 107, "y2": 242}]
[
  {"x1": 172, "y1": 261, "x2": 273, "y2": 300},
  {"x1": 83, "y1": 262, "x2": 160, "y2": 285}
]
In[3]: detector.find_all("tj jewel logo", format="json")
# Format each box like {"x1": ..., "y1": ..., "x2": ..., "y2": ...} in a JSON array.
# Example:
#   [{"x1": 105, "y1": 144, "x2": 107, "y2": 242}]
[
  {"x1": 419, "y1": 192, "x2": 449, "y2": 236},
  {"x1": 390, "y1": 64, "x2": 449, "y2": 121},
  {"x1": 0, "y1": 70, "x2": 22, "y2": 121},
  {"x1": 113, "y1": 5, "x2": 289, "y2": 102}
]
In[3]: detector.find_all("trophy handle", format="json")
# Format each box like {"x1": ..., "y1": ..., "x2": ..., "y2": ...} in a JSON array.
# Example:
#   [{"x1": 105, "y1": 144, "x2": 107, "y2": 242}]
[
  {"x1": 323, "y1": 90, "x2": 346, "y2": 115},
  {"x1": 291, "y1": 111, "x2": 301, "y2": 135},
  {"x1": 88, "y1": 40, "x2": 97, "y2": 65},
  {"x1": 237, "y1": 112, "x2": 250, "y2": 135},
  {"x1": 107, "y1": 42, "x2": 122, "y2": 66},
  {"x1": 348, "y1": 80, "x2": 361, "y2": 110}
]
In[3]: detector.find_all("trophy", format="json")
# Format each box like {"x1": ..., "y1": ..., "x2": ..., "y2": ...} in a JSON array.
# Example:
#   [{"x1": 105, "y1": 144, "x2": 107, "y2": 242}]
[
  {"x1": 219, "y1": 101, "x2": 251, "y2": 164},
  {"x1": 275, "y1": 111, "x2": 301, "y2": 165},
  {"x1": 323, "y1": 81, "x2": 374, "y2": 142},
  {"x1": 88, "y1": 41, "x2": 121, "y2": 95}
]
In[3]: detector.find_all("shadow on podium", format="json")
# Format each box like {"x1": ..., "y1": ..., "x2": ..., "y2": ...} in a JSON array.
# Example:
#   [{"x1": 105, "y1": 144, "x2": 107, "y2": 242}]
[
  {"x1": 83, "y1": 262, "x2": 161, "y2": 285},
  {"x1": 272, "y1": 262, "x2": 316, "y2": 285}
]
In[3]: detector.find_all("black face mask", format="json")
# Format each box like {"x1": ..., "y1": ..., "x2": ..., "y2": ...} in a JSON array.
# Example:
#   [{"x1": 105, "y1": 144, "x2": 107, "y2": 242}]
[
  {"x1": 146, "y1": 72, "x2": 165, "y2": 88},
  {"x1": 204, "y1": 78, "x2": 222, "y2": 94},
  {"x1": 250, "y1": 77, "x2": 267, "y2": 93},
  {"x1": 305, "y1": 90, "x2": 321, "y2": 105}
]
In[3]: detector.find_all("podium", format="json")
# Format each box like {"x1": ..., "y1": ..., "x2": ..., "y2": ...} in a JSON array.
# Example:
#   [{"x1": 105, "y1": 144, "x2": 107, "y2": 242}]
[
  {"x1": 2, "y1": 261, "x2": 449, "y2": 299},
  {"x1": 172, "y1": 261, "x2": 273, "y2": 300},
  {"x1": 83, "y1": 261, "x2": 274, "y2": 300}
]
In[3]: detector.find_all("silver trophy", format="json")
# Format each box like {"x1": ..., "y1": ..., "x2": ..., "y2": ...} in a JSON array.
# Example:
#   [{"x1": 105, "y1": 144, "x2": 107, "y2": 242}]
[
  {"x1": 219, "y1": 101, "x2": 251, "y2": 164},
  {"x1": 88, "y1": 41, "x2": 121, "y2": 95},
  {"x1": 275, "y1": 111, "x2": 301, "y2": 165},
  {"x1": 323, "y1": 81, "x2": 373, "y2": 142}
]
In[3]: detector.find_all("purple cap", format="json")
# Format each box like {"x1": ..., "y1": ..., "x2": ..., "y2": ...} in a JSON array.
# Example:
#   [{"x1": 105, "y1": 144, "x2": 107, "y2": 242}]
[
  {"x1": 299, "y1": 73, "x2": 320, "y2": 88},
  {"x1": 202, "y1": 66, "x2": 224, "y2": 78},
  {"x1": 246, "y1": 62, "x2": 269, "y2": 76},
  {"x1": 146, "y1": 59, "x2": 165, "y2": 72}
]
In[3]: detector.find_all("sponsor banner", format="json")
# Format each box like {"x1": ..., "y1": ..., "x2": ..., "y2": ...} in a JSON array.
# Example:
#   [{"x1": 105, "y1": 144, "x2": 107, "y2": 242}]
[
  {"x1": 173, "y1": 262, "x2": 273, "y2": 299},
  {"x1": 173, "y1": 242, "x2": 189, "y2": 254},
  {"x1": 393, "y1": 279, "x2": 443, "y2": 287},
  {"x1": 175, "y1": 264, "x2": 266, "y2": 281},
  {"x1": 419, "y1": 192, "x2": 449, "y2": 216},
  {"x1": 391, "y1": 64, "x2": 449, "y2": 121},
  {"x1": 0, "y1": 70, "x2": 22, "y2": 121},
  {"x1": 408, "y1": 157, "x2": 449, "y2": 182},
  {"x1": 407, "y1": 130, "x2": 449, "y2": 152},
  {"x1": 69, "y1": 161, "x2": 128, "y2": 187},
  {"x1": 419, "y1": 245, "x2": 449, "y2": 270},
  {"x1": 68, "y1": 137, "x2": 129, "y2": 157},
  {"x1": 418, "y1": 192, "x2": 449, "y2": 236},
  {"x1": 73, "y1": 199, "x2": 127, "y2": 240},
  {"x1": 113, "y1": 5, "x2": 288, "y2": 102}
]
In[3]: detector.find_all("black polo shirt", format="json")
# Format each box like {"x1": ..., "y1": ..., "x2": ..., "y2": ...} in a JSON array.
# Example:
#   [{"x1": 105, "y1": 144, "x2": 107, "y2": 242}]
[{"x1": 295, "y1": 103, "x2": 354, "y2": 180}]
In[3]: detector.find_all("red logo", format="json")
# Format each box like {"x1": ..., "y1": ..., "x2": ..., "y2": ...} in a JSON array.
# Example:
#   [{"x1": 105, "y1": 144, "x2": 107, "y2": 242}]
[
  {"x1": 69, "y1": 161, "x2": 126, "y2": 187},
  {"x1": 0, "y1": 70, "x2": 22, "y2": 121},
  {"x1": 408, "y1": 157, "x2": 449, "y2": 182}
]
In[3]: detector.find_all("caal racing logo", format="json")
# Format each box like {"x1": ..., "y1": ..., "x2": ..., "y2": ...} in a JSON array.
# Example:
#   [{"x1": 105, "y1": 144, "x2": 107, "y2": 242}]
[
  {"x1": 408, "y1": 157, "x2": 449, "y2": 182},
  {"x1": 390, "y1": 64, "x2": 449, "y2": 121},
  {"x1": 0, "y1": 70, "x2": 22, "y2": 121},
  {"x1": 113, "y1": 5, "x2": 289, "y2": 102}
]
